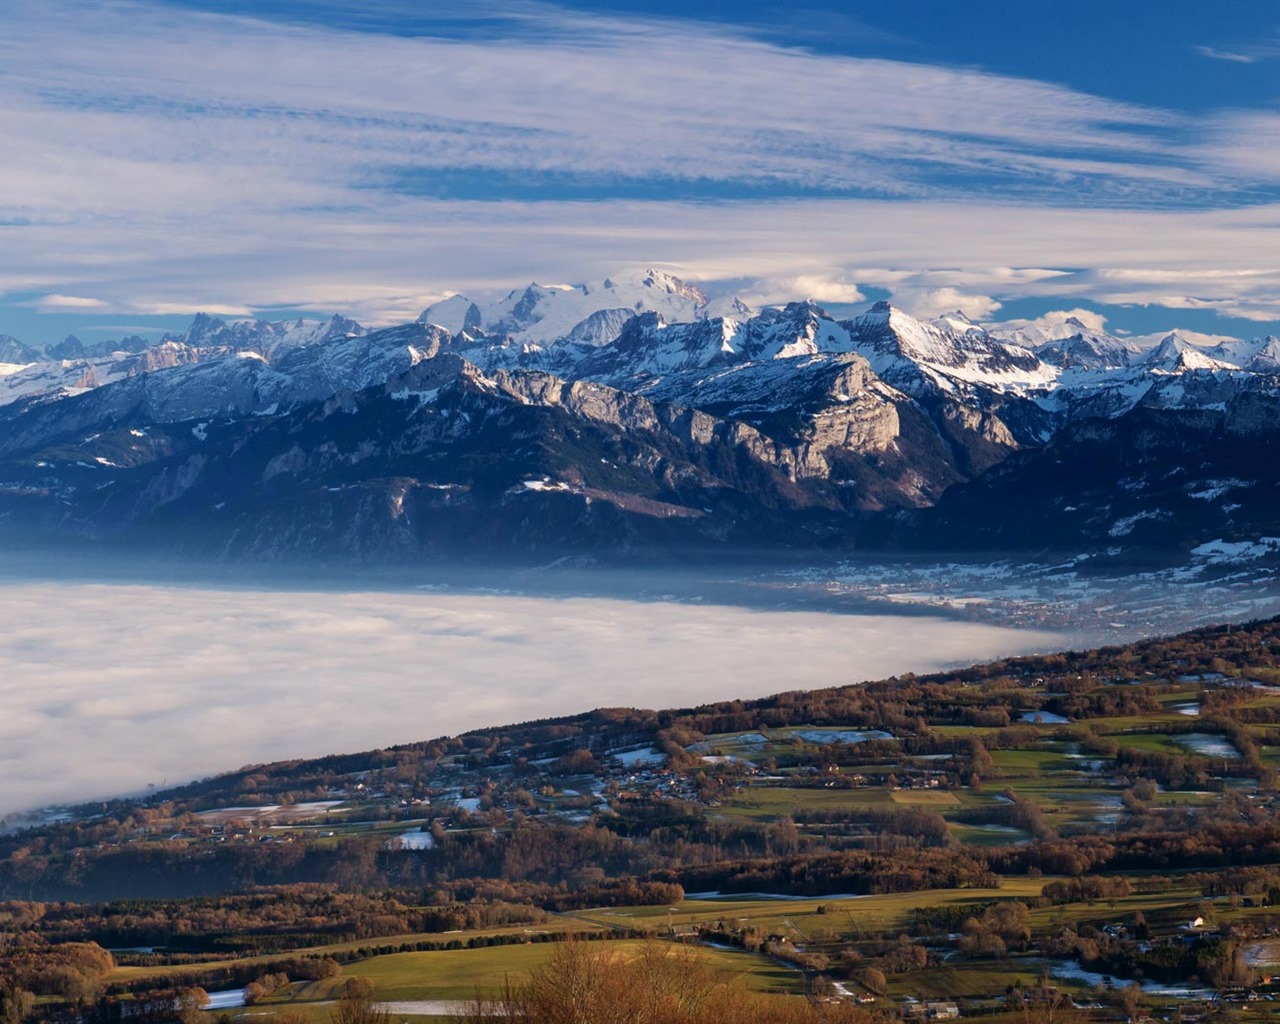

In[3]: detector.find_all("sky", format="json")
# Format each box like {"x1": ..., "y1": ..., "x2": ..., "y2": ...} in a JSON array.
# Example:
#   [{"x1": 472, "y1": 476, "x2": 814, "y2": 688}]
[
  {"x1": 0, "y1": 581, "x2": 1066, "y2": 816},
  {"x1": 2, "y1": 0, "x2": 1280, "y2": 346}
]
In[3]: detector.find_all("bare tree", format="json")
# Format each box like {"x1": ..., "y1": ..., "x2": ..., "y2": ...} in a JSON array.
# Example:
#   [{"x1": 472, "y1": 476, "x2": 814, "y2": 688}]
[{"x1": 329, "y1": 978, "x2": 389, "y2": 1024}]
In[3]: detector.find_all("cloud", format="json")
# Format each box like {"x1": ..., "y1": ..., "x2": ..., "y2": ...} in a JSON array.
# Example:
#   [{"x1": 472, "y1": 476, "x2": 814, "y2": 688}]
[
  {"x1": 75, "y1": 324, "x2": 176, "y2": 335},
  {"x1": 893, "y1": 286, "x2": 1002, "y2": 320},
  {"x1": 1193, "y1": 41, "x2": 1280, "y2": 65},
  {"x1": 0, "y1": 579, "x2": 1066, "y2": 817},
  {"x1": 1194, "y1": 45, "x2": 1258, "y2": 64},
  {"x1": 1017, "y1": 308, "x2": 1108, "y2": 332},
  {"x1": 0, "y1": 0, "x2": 1179, "y2": 217},
  {"x1": 0, "y1": 1, "x2": 1274, "y2": 331},
  {"x1": 34, "y1": 294, "x2": 108, "y2": 311},
  {"x1": 6, "y1": 194, "x2": 1280, "y2": 330},
  {"x1": 127, "y1": 302, "x2": 255, "y2": 317},
  {"x1": 1193, "y1": 111, "x2": 1280, "y2": 181},
  {"x1": 740, "y1": 275, "x2": 865, "y2": 307}
]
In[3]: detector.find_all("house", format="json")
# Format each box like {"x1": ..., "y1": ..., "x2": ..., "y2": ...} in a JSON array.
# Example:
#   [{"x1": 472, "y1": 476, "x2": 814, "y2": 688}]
[
  {"x1": 903, "y1": 1000, "x2": 960, "y2": 1020},
  {"x1": 1021, "y1": 985, "x2": 1061, "y2": 1004}
]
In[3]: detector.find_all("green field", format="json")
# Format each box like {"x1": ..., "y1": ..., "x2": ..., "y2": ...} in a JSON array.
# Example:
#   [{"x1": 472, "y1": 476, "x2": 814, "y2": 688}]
[
  {"x1": 720, "y1": 785, "x2": 891, "y2": 820},
  {"x1": 260, "y1": 940, "x2": 804, "y2": 1004}
]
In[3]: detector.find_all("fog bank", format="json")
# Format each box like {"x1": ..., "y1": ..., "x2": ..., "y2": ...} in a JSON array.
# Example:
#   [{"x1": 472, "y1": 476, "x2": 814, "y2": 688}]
[{"x1": 0, "y1": 581, "x2": 1069, "y2": 816}]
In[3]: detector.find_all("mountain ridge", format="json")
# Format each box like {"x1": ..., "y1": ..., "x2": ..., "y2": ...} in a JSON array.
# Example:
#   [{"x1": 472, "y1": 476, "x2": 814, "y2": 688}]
[{"x1": 1, "y1": 275, "x2": 1278, "y2": 563}]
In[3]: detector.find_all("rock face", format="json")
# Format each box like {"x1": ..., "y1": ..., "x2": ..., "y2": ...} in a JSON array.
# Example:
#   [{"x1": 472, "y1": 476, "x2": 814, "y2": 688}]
[{"x1": 1, "y1": 283, "x2": 1280, "y2": 562}]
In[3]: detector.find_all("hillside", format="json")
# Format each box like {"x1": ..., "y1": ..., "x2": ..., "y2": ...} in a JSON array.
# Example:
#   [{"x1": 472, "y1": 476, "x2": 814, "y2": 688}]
[{"x1": 7, "y1": 619, "x2": 1280, "y2": 1019}]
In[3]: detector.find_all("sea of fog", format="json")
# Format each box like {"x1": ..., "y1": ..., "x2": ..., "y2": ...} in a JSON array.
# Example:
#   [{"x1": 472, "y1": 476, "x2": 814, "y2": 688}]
[{"x1": 0, "y1": 576, "x2": 1075, "y2": 818}]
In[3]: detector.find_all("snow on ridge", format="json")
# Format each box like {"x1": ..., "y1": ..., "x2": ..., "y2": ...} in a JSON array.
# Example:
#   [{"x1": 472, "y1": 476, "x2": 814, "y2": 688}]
[{"x1": 2, "y1": 271, "x2": 1279, "y2": 430}]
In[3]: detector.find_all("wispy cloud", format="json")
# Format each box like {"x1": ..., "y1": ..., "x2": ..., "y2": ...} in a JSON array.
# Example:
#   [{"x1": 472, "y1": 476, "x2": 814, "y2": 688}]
[
  {"x1": 0, "y1": 580, "x2": 1064, "y2": 815},
  {"x1": 0, "y1": 0, "x2": 1182, "y2": 204},
  {"x1": 1194, "y1": 45, "x2": 1259, "y2": 64},
  {"x1": 1194, "y1": 40, "x2": 1280, "y2": 64},
  {"x1": 0, "y1": 1, "x2": 1276, "y2": 327}
]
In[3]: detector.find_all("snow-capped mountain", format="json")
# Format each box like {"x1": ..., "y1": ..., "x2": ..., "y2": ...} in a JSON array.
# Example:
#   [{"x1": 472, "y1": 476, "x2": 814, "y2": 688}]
[
  {"x1": 0, "y1": 314, "x2": 371, "y2": 411},
  {"x1": 1142, "y1": 332, "x2": 1241, "y2": 374},
  {"x1": 0, "y1": 335, "x2": 40, "y2": 364},
  {"x1": 845, "y1": 302, "x2": 1053, "y2": 396},
  {"x1": 0, "y1": 274, "x2": 1278, "y2": 562},
  {"x1": 170, "y1": 312, "x2": 365, "y2": 357},
  {"x1": 1206, "y1": 334, "x2": 1280, "y2": 372},
  {"x1": 1031, "y1": 321, "x2": 1140, "y2": 371},
  {"x1": 419, "y1": 267, "x2": 736, "y2": 347}
]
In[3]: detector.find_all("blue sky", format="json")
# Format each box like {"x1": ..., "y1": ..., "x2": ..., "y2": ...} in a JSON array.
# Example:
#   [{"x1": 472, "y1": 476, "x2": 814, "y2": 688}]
[{"x1": 2, "y1": 0, "x2": 1280, "y2": 346}]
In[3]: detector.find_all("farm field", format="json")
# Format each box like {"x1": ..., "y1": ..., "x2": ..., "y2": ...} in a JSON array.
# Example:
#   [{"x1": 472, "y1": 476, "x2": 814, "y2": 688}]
[{"x1": 12, "y1": 618, "x2": 1280, "y2": 1022}]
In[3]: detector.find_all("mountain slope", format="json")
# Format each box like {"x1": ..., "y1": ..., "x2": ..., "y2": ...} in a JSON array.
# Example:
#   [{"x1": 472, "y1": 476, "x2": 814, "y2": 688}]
[{"x1": 2, "y1": 277, "x2": 1280, "y2": 562}]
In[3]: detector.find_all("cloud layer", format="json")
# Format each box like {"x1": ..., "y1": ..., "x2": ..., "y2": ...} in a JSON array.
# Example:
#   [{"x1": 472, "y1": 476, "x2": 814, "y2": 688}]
[
  {"x1": 0, "y1": 1, "x2": 1278, "y2": 328},
  {"x1": 0, "y1": 580, "x2": 1065, "y2": 816}
]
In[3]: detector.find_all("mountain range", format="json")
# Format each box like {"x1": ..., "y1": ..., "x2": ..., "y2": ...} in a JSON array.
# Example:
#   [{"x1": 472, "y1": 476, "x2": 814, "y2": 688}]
[{"x1": 1, "y1": 267, "x2": 1278, "y2": 563}]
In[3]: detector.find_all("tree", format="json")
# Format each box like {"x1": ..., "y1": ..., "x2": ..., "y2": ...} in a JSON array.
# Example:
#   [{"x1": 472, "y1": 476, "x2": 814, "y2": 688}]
[
  {"x1": 853, "y1": 967, "x2": 886, "y2": 995},
  {"x1": 330, "y1": 978, "x2": 390, "y2": 1024},
  {"x1": 0, "y1": 986, "x2": 34, "y2": 1024},
  {"x1": 176, "y1": 987, "x2": 209, "y2": 1024},
  {"x1": 1133, "y1": 910, "x2": 1149, "y2": 941},
  {"x1": 472, "y1": 936, "x2": 876, "y2": 1024},
  {"x1": 1020, "y1": 1001, "x2": 1086, "y2": 1024}
]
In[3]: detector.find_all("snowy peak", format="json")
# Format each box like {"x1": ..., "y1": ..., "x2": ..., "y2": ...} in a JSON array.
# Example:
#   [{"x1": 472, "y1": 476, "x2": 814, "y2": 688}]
[
  {"x1": 736, "y1": 301, "x2": 849, "y2": 361},
  {"x1": 495, "y1": 268, "x2": 710, "y2": 345},
  {"x1": 1144, "y1": 332, "x2": 1239, "y2": 374},
  {"x1": 420, "y1": 268, "x2": 744, "y2": 348},
  {"x1": 575, "y1": 300, "x2": 858, "y2": 382},
  {"x1": 48, "y1": 335, "x2": 85, "y2": 360},
  {"x1": 930, "y1": 310, "x2": 982, "y2": 336},
  {"x1": 172, "y1": 313, "x2": 365, "y2": 358},
  {"x1": 851, "y1": 302, "x2": 964, "y2": 364},
  {"x1": 847, "y1": 301, "x2": 1046, "y2": 389},
  {"x1": 631, "y1": 267, "x2": 708, "y2": 306},
  {"x1": 576, "y1": 311, "x2": 740, "y2": 380},
  {"x1": 418, "y1": 295, "x2": 482, "y2": 335},
  {"x1": 701, "y1": 295, "x2": 754, "y2": 320},
  {"x1": 489, "y1": 282, "x2": 570, "y2": 336},
  {"x1": 1035, "y1": 329, "x2": 1137, "y2": 371},
  {"x1": 0, "y1": 335, "x2": 40, "y2": 364},
  {"x1": 563, "y1": 308, "x2": 638, "y2": 346},
  {"x1": 1207, "y1": 334, "x2": 1280, "y2": 372}
]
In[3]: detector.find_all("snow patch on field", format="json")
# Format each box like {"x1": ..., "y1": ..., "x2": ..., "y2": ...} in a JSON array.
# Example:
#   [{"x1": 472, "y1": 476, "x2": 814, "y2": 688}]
[
  {"x1": 1190, "y1": 537, "x2": 1280, "y2": 563},
  {"x1": 1019, "y1": 711, "x2": 1068, "y2": 724},
  {"x1": 790, "y1": 729, "x2": 894, "y2": 744},
  {"x1": 386, "y1": 830, "x2": 435, "y2": 851},
  {"x1": 1172, "y1": 734, "x2": 1240, "y2": 759},
  {"x1": 1108, "y1": 511, "x2": 1165, "y2": 537},
  {"x1": 611, "y1": 747, "x2": 666, "y2": 767},
  {"x1": 1188, "y1": 479, "x2": 1250, "y2": 501}
]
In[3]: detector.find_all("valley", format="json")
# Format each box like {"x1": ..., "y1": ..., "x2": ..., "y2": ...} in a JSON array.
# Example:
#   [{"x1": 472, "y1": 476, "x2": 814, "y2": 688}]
[
  {"x1": 10, "y1": 3, "x2": 1280, "y2": 1022},
  {"x1": 7, "y1": 619, "x2": 1280, "y2": 1021}
]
